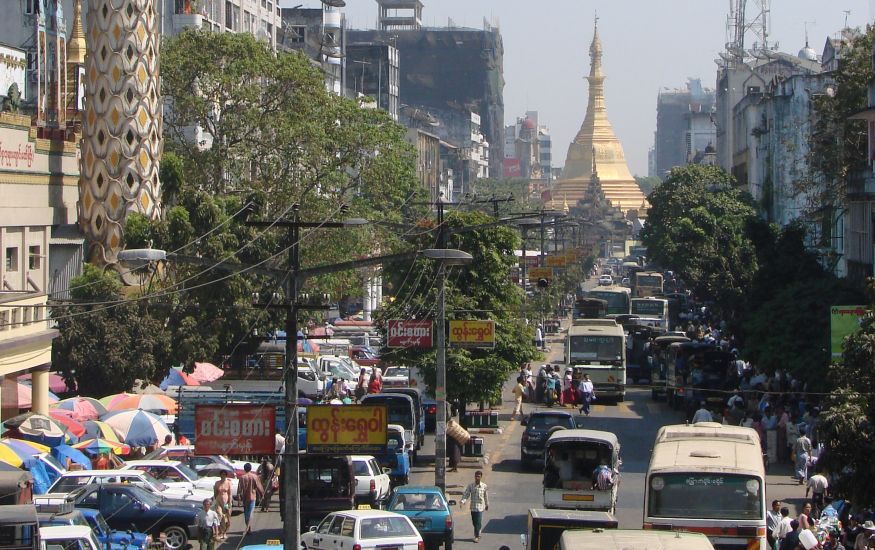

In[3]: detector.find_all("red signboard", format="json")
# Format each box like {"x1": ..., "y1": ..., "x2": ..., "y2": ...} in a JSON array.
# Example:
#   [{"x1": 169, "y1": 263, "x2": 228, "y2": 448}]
[
  {"x1": 195, "y1": 404, "x2": 276, "y2": 456},
  {"x1": 503, "y1": 158, "x2": 521, "y2": 178},
  {"x1": 387, "y1": 319, "x2": 433, "y2": 348}
]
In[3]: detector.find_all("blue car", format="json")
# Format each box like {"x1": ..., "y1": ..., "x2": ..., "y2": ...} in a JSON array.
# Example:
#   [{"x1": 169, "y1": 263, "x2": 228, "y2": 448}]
[
  {"x1": 377, "y1": 424, "x2": 411, "y2": 486},
  {"x1": 388, "y1": 486, "x2": 455, "y2": 550},
  {"x1": 37, "y1": 507, "x2": 151, "y2": 550}
]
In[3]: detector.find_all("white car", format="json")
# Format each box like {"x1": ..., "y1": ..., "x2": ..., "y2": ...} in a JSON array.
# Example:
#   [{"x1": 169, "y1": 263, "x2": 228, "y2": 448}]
[
  {"x1": 41, "y1": 525, "x2": 103, "y2": 550},
  {"x1": 298, "y1": 360, "x2": 325, "y2": 397},
  {"x1": 123, "y1": 459, "x2": 237, "y2": 496},
  {"x1": 351, "y1": 455, "x2": 392, "y2": 507},
  {"x1": 598, "y1": 275, "x2": 613, "y2": 286},
  {"x1": 302, "y1": 510, "x2": 423, "y2": 550},
  {"x1": 382, "y1": 366, "x2": 411, "y2": 388},
  {"x1": 46, "y1": 469, "x2": 213, "y2": 503}
]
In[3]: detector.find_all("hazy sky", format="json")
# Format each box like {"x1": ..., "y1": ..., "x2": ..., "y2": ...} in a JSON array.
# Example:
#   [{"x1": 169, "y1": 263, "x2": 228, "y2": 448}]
[{"x1": 281, "y1": 1, "x2": 872, "y2": 176}]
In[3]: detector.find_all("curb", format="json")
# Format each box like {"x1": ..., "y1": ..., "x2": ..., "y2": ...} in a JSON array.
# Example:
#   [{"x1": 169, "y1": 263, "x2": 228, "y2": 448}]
[
  {"x1": 466, "y1": 427, "x2": 503, "y2": 434},
  {"x1": 457, "y1": 454, "x2": 490, "y2": 468}
]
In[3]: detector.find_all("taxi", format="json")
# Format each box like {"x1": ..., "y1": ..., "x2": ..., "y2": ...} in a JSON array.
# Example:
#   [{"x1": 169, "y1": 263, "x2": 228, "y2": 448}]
[{"x1": 302, "y1": 509, "x2": 424, "y2": 550}]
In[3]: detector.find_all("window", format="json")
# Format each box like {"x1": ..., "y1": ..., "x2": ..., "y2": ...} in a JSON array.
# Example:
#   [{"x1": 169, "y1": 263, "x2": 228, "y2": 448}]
[
  {"x1": 23, "y1": 307, "x2": 32, "y2": 326},
  {"x1": 50, "y1": 475, "x2": 90, "y2": 493},
  {"x1": 316, "y1": 515, "x2": 335, "y2": 534},
  {"x1": 6, "y1": 247, "x2": 19, "y2": 271},
  {"x1": 25, "y1": 0, "x2": 37, "y2": 14},
  {"x1": 0, "y1": 311, "x2": 8, "y2": 331},
  {"x1": 340, "y1": 517, "x2": 355, "y2": 537},
  {"x1": 29, "y1": 245, "x2": 40, "y2": 269},
  {"x1": 288, "y1": 26, "x2": 305, "y2": 44},
  {"x1": 359, "y1": 517, "x2": 417, "y2": 539},
  {"x1": 328, "y1": 516, "x2": 344, "y2": 535}
]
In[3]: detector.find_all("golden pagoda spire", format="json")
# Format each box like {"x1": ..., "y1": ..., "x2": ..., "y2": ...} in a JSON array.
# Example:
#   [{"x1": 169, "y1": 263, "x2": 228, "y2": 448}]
[
  {"x1": 67, "y1": 0, "x2": 86, "y2": 65},
  {"x1": 562, "y1": 194, "x2": 570, "y2": 214}
]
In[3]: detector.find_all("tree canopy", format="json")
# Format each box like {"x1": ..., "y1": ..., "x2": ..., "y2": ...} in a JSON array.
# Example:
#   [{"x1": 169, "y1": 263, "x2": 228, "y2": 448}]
[{"x1": 375, "y1": 211, "x2": 539, "y2": 409}]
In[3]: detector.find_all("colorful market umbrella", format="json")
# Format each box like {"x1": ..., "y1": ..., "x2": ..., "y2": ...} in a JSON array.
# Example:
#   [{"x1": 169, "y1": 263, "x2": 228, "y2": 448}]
[
  {"x1": 5, "y1": 413, "x2": 69, "y2": 447},
  {"x1": 83, "y1": 420, "x2": 121, "y2": 442},
  {"x1": 158, "y1": 368, "x2": 200, "y2": 391},
  {"x1": 72, "y1": 438, "x2": 131, "y2": 456},
  {"x1": 191, "y1": 362, "x2": 224, "y2": 383},
  {"x1": 16, "y1": 383, "x2": 59, "y2": 409},
  {"x1": 47, "y1": 410, "x2": 86, "y2": 438},
  {"x1": 100, "y1": 409, "x2": 171, "y2": 448},
  {"x1": 0, "y1": 438, "x2": 50, "y2": 467},
  {"x1": 51, "y1": 397, "x2": 107, "y2": 421},
  {"x1": 98, "y1": 392, "x2": 134, "y2": 409},
  {"x1": 18, "y1": 372, "x2": 74, "y2": 394},
  {"x1": 107, "y1": 394, "x2": 178, "y2": 414}
]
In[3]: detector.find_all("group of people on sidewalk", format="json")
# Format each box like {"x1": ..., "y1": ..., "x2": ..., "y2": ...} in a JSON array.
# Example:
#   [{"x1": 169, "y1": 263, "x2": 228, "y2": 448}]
[
  {"x1": 511, "y1": 364, "x2": 595, "y2": 420},
  {"x1": 322, "y1": 367, "x2": 386, "y2": 402},
  {"x1": 199, "y1": 458, "x2": 275, "y2": 549}
]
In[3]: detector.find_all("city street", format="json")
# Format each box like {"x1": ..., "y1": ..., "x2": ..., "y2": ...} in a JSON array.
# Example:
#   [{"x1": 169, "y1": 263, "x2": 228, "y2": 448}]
[{"x1": 218, "y1": 329, "x2": 808, "y2": 550}]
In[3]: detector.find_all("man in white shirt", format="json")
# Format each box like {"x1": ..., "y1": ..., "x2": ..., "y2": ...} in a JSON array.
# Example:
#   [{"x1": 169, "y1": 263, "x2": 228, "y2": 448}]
[
  {"x1": 461, "y1": 470, "x2": 489, "y2": 543},
  {"x1": 766, "y1": 500, "x2": 782, "y2": 549},
  {"x1": 806, "y1": 471, "x2": 829, "y2": 515},
  {"x1": 691, "y1": 402, "x2": 713, "y2": 424},
  {"x1": 772, "y1": 506, "x2": 792, "y2": 546}
]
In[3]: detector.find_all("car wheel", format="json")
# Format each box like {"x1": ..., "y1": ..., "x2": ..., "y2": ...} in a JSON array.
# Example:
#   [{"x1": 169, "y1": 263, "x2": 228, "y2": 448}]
[
  {"x1": 520, "y1": 454, "x2": 530, "y2": 470},
  {"x1": 445, "y1": 535, "x2": 453, "y2": 550},
  {"x1": 162, "y1": 525, "x2": 188, "y2": 550}
]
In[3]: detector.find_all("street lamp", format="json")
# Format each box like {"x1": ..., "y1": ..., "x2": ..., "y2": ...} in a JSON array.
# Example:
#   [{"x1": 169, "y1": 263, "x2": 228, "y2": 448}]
[
  {"x1": 117, "y1": 248, "x2": 166, "y2": 289},
  {"x1": 422, "y1": 248, "x2": 472, "y2": 493}
]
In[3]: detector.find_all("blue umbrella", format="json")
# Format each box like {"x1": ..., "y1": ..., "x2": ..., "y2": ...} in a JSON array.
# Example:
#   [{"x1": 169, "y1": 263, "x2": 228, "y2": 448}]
[
  {"x1": 51, "y1": 444, "x2": 92, "y2": 470},
  {"x1": 100, "y1": 410, "x2": 171, "y2": 448}
]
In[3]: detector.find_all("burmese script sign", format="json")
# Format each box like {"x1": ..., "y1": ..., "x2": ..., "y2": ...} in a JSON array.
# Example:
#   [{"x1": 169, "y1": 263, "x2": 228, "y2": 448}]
[
  {"x1": 306, "y1": 404, "x2": 388, "y2": 454},
  {"x1": 195, "y1": 404, "x2": 275, "y2": 456},
  {"x1": 0, "y1": 138, "x2": 34, "y2": 169},
  {"x1": 449, "y1": 320, "x2": 495, "y2": 348},
  {"x1": 387, "y1": 319, "x2": 433, "y2": 348}
]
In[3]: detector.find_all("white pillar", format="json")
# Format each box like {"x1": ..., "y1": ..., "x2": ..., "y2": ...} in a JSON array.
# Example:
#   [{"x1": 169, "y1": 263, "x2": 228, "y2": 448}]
[
  {"x1": 31, "y1": 368, "x2": 50, "y2": 415},
  {"x1": 363, "y1": 270, "x2": 373, "y2": 322},
  {"x1": 375, "y1": 273, "x2": 382, "y2": 309}
]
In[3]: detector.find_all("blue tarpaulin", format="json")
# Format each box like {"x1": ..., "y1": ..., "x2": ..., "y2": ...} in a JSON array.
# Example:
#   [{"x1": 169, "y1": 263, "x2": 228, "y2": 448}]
[
  {"x1": 23, "y1": 457, "x2": 51, "y2": 495},
  {"x1": 51, "y1": 445, "x2": 92, "y2": 470}
]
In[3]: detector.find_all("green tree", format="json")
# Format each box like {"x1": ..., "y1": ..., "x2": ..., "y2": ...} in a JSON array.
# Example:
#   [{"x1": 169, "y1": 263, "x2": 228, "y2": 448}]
[
  {"x1": 819, "y1": 280, "x2": 875, "y2": 503},
  {"x1": 635, "y1": 175, "x2": 662, "y2": 196},
  {"x1": 375, "y1": 211, "x2": 539, "y2": 411},
  {"x1": 52, "y1": 265, "x2": 170, "y2": 395},
  {"x1": 640, "y1": 165, "x2": 759, "y2": 315},
  {"x1": 468, "y1": 178, "x2": 540, "y2": 214}
]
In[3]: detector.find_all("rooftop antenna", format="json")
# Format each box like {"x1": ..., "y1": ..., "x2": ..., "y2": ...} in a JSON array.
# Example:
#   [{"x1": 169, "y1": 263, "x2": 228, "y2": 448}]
[
  {"x1": 843, "y1": 9, "x2": 851, "y2": 28},
  {"x1": 804, "y1": 20, "x2": 815, "y2": 46}
]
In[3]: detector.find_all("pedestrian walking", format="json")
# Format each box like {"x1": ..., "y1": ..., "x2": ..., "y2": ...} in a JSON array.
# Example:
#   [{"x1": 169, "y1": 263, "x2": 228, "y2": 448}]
[
  {"x1": 511, "y1": 377, "x2": 525, "y2": 420},
  {"x1": 355, "y1": 368, "x2": 368, "y2": 401},
  {"x1": 806, "y1": 471, "x2": 829, "y2": 518},
  {"x1": 367, "y1": 372, "x2": 382, "y2": 394},
  {"x1": 236, "y1": 463, "x2": 264, "y2": 535},
  {"x1": 257, "y1": 457, "x2": 275, "y2": 512},
  {"x1": 535, "y1": 325, "x2": 544, "y2": 350},
  {"x1": 198, "y1": 498, "x2": 220, "y2": 550},
  {"x1": 578, "y1": 374, "x2": 594, "y2": 416},
  {"x1": 212, "y1": 469, "x2": 233, "y2": 539},
  {"x1": 792, "y1": 430, "x2": 812, "y2": 483},
  {"x1": 460, "y1": 470, "x2": 489, "y2": 543}
]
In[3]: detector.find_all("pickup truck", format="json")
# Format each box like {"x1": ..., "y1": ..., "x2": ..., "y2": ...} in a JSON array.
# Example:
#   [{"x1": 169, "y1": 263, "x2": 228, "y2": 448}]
[{"x1": 525, "y1": 509, "x2": 617, "y2": 550}]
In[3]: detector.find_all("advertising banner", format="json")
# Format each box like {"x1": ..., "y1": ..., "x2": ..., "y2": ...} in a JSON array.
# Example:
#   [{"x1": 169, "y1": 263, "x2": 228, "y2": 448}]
[
  {"x1": 449, "y1": 320, "x2": 496, "y2": 348},
  {"x1": 387, "y1": 319, "x2": 433, "y2": 348},
  {"x1": 306, "y1": 405, "x2": 388, "y2": 454},
  {"x1": 830, "y1": 305, "x2": 869, "y2": 358},
  {"x1": 545, "y1": 256, "x2": 567, "y2": 267},
  {"x1": 195, "y1": 405, "x2": 276, "y2": 456},
  {"x1": 528, "y1": 267, "x2": 553, "y2": 281}
]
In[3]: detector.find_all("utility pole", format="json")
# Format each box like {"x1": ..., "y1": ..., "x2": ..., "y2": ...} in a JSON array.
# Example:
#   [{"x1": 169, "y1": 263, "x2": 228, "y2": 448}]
[{"x1": 434, "y1": 198, "x2": 447, "y2": 492}]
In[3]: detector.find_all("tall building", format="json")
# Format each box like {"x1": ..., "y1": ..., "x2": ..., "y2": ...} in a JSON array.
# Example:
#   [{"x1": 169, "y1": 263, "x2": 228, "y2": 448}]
[
  {"x1": 550, "y1": 22, "x2": 646, "y2": 214},
  {"x1": 348, "y1": 19, "x2": 505, "y2": 179},
  {"x1": 654, "y1": 78, "x2": 716, "y2": 178},
  {"x1": 279, "y1": 5, "x2": 345, "y2": 95},
  {"x1": 346, "y1": 42, "x2": 400, "y2": 121},
  {"x1": 503, "y1": 111, "x2": 552, "y2": 184}
]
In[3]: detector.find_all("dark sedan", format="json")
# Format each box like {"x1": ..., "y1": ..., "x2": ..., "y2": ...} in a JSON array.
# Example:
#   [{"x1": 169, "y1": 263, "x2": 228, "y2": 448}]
[
  {"x1": 520, "y1": 410, "x2": 582, "y2": 469},
  {"x1": 67, "y1": 483, "x2": 202, "y2": 550}
]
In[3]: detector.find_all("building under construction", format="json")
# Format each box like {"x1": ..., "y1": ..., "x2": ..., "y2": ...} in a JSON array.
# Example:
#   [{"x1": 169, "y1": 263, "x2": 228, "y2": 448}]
[{"x1": 348, "y1": 5, "x2": 505, "y2": 178}]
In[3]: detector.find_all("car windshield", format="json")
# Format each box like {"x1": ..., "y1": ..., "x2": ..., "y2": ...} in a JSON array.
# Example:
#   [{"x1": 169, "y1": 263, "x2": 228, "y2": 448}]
[
  {"x1": 648, "y1": 473, "x2": 763, "y2": 520},
  {"x1": 392, "y1": 493, "x2": 445, "y2": 511},
  {"x1": 359, "y1": 516, "x2": 417, "y2": 539},
  {"x1": 91, "y1": 513, "x2": 112, "y2": 534},
  {"x1": 528, "y1": 414, "x2": 574, "y2": 430},
  {"x1": 137, "y1": 471, "x2": 167, "y2": 491},
  {"x1": 385, "y1": 367, "x2": 408, "y2": 378},
  {"x1": 123, "y1": 485, "x2": 161, "y2": 507},
  {"x1": 176, "y1": 463, "x2": 199, "y2": 480},
  {"x1": 40, "y1": 453, "x2": 66, "y2": 473}
]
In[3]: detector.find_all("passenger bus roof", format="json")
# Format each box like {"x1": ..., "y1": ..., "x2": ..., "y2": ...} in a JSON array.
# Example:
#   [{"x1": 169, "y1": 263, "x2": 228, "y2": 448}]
[
  {"x1": 649, "y1": 423, "x2": 763, "y2": 475},
  {"x1": 568, "y1": 324, "x2": 625, "y2": 337},
  {"x1": 560, "y1": 529, "x2": 714, "y2": 549}
]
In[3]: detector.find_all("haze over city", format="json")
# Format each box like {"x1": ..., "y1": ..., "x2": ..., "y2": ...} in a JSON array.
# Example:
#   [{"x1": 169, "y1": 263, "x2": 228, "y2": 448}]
[{"x1": 284, "y1": 0, "x2": 872, "y2": 176}]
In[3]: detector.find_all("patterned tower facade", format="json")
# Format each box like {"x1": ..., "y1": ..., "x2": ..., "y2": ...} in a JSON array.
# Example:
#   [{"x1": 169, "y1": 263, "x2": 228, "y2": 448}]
[{"x1": 79, "y1": 0, "x2": 162, "y2": 266}]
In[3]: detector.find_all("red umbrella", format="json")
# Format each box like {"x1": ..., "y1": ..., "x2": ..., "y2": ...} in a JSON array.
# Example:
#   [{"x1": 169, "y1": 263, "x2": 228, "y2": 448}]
[
  {"x1": 191, "y1": 362, "x2": 224, "y2": 383},
  {"x1": 48, "y1": 410, "x2": 86, "y2": 438},
  {"x1": 18, "y1": 372, "x2": 73, "y2": 394}
]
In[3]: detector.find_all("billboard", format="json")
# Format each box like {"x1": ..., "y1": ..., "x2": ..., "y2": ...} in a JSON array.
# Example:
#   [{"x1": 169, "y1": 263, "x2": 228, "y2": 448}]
[
  {"x1": 387, "y1": 319, "x2": 433, "y2": 348},
  {"x1": 528, "y1": 267, "x2": 553, "y2": 281},
  {"x1": 830, "y1": 305, "x2": 869, "y2": 358},
  {"x1": 502, "y1": 158, "x2": 521, "y2": 178},
  {"x1": 545, "y1": 256, "x2": 567, "y2": 267},
  {"x1": 449, "y1": 320, "x2": 495, "y2": 348},
  {"x1": 195, "y1": 405, "x2": 276, "y2": 456},
  {"x1": 306, "y1": 404, "x2": 388, "y2": 454}
]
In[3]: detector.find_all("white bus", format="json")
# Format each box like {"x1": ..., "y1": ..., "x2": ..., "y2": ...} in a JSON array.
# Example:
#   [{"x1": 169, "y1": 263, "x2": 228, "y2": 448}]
[
  {"x1": 566, "y1": 319, "x2": 626, "y2": 401},
  {"x1": 631, "y1": 297, "x2": 669, "y2": 330},
  {"x1": 644, "y1": 423, "x2": 767, "y2": 550}
]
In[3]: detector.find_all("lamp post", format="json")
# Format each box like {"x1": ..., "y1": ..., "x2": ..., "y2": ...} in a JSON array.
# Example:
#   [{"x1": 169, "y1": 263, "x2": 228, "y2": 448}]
[{"x1": 422, "y1": 248, "x2": 472, "y2": 493}]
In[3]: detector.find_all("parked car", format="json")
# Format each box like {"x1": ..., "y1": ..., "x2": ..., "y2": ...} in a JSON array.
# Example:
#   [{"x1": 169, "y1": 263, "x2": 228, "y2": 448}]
[
  {"x1": 51, "y1": 484, "x2": 202, "y2": 550},
  {"x1": 520, "y1": 411, "x2": 582, "y2": 468},
  {"x1": 123, "y1": 459, "x2": 230, "y2": 494},
  {"x1": 302, "y1": 510, "x2": 423, "y2": 550},
  {"x1": 376, "y1": 425, "x2": 411, "y2": 486},
  {"x1": 598, "y1": 275, "x2": 613, "y2": 286},
  {"x1": 45, "y1": 469, "x2": 213, "y2": 503},
  {"x1": 352, "y1": 455, "x2": 392, "y2": 508},
  {"x1": 299, "y1": 454, "x2": 356, "y2": 529},
  {"x1": 389, "y1": 486, "x2": 456, "y2": 550},
  {"x1": 40, "y1": 525, "x2": 103, "y2": 550}
]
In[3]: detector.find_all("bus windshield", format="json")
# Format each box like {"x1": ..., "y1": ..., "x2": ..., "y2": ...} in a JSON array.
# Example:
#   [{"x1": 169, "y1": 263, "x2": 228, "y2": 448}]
[
  {"x1": 636, "y1": 275, "x2": 662, "y2": 287},
  {"x1": 588, "y1": 291, "x2": 629, "y2": 315},
  {"x1": 569, "y1": 335, "x2": 623, "y2": 362},
  {"x1": 648, "y1": 473, "x2": 762, "y2": 520},
  {"x1": 631, "y1": 299, "x2": 666, "y2": 317}
]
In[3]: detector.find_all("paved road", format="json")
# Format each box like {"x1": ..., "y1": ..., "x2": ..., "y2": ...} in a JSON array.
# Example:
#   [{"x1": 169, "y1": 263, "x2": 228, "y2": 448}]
[{"x1": 216, "y1": 321, "x2": 808, "y2": 550}]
